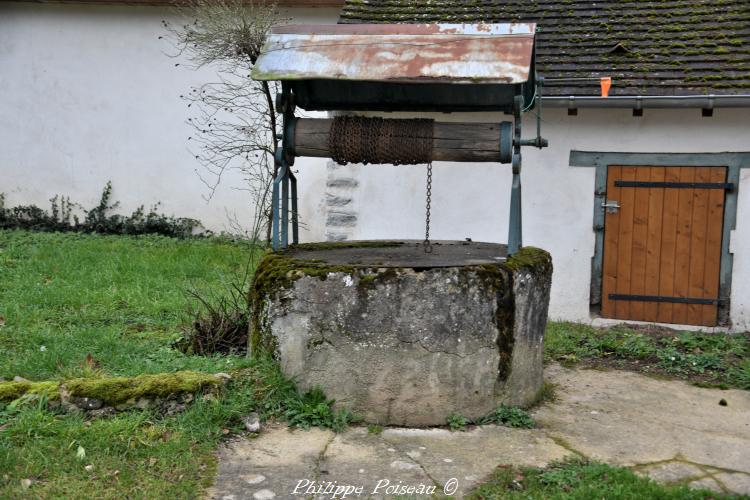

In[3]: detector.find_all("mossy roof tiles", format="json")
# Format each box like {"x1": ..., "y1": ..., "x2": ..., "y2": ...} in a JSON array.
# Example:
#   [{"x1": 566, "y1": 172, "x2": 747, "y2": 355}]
[{"x1": 339, "y1": 0, "x2": 750, "y2": 96}]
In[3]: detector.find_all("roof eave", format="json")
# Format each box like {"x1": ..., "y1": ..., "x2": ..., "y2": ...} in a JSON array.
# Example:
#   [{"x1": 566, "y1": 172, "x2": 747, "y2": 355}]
[{"x1": 543, "y1": 94, "x2": 750, "y2": 109}]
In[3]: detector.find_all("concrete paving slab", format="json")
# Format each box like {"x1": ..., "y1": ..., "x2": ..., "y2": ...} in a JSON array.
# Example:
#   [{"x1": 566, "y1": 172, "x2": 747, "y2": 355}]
[
  {"x1": 637, "y1": 461, "x2": 706, "y2": 483},
  {"x1": 535, "y1": 364, "x2": 750, "y2": 473},
  {"x1": 207, "y1": 425, "x2": 334, "y2": 500},
  {"x1": 380, "y1": 426, "x2": 571, "y2": 491},
  {"x1": 688, "y1": 477, "x2": 724, "y2": 494},
  {"x1": 208, "y1": 425, "x2": 570, "y2": 499},
  {"x1": 714, "y1": 472, "x2": 750, "y2": 495},
  {"x1": 318, "y1": 428, "x2": 436, "y2": 499},
  {"x1": 208, "y1": 364, "x2": 750, "y2": 499}
]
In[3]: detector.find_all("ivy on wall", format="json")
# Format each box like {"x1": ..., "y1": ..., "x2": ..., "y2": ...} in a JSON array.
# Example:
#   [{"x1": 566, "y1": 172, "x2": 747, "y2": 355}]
[{"x1": 0, "y1": 182, "x2": 202, "y2": 238}]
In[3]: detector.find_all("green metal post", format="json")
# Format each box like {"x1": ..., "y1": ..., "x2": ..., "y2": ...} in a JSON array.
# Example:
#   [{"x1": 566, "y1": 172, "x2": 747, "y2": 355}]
[{"x1": 508, "y1": 154, "x2": 522, "y2": 255}]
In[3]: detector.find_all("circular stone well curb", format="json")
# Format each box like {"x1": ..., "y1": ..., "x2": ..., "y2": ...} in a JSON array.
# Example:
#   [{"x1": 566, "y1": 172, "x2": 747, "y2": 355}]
[{"x1": 250, "y1": 241, "x2": 552, "y2": 427}]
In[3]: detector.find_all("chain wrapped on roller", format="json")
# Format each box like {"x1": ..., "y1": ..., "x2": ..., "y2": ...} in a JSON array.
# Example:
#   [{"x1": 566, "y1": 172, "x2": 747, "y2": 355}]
[{"x1": 328, "y1": 116, "x2": 434, "y2": 166}]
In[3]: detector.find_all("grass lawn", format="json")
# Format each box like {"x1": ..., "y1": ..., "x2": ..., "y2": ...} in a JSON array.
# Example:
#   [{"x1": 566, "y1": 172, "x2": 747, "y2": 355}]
[
  {"x1": 546, "y1": 322, "x2": 750, "y2": 389},
  {"x1": 0, "y1": 230, "x2": 259, "y2": 380},
  {"x1": 1, "y1": 230, "x2": 746, "y2": 499},
  {"x1": 0, "y1": 230, "x2": 295, "y2": 498}
]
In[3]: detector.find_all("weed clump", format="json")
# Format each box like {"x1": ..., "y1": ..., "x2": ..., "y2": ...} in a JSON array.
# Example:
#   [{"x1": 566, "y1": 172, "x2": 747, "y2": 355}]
[
  {"x1": 176, "y1": 286, "x2": 250, "y2": 356},
  {"x1": 476, "y1": 406, "x2": 535, "y2": 428},
  {"x1": 447, "y1": 413, "x2": 469, "y2": 431},
  {"x1": 446, "y1": 406, "x2": 535, "y2": 432},
  {"x1": 284, "y1": 387, "x2": 359, "y2": 432},
  {"x1": 468, "y1": 458, "x2": 724, "y2": 499}
]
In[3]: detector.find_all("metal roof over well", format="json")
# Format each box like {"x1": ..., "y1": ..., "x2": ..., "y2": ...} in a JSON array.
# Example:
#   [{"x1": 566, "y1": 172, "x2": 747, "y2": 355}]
[{"x1": 252, "y1": 23, "x2": 536, "y2": 84}]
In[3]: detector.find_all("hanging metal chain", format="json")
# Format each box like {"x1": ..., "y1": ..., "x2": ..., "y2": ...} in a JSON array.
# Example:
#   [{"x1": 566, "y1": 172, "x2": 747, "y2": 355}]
[{"x1": 423, "y1": 162, "x2": 433, "y2": 253}]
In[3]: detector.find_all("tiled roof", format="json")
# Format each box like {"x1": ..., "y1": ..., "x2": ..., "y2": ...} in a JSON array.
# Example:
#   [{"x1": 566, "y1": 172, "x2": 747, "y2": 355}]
[
  {"x1": 11, "y1": 1, "x2": 344, "y2": 6},
  {"x1": 339, "y1": 0, "x2": 750, "y2": 97}
]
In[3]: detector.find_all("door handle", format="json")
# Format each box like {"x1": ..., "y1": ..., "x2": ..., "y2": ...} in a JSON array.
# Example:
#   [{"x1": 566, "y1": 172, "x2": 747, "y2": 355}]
[{"x1": 602, "y1": 200, "x2": 620, "y2": 214}]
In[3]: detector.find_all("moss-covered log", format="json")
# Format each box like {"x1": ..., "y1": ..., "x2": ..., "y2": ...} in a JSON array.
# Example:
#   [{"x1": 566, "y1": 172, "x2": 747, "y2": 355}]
[
  {"x1": 0, "y1": 380, "x2": 61, "y2": 402},
  {"x1": 64, "y1": 371, "x2": 225, "y2": 406},
  {"x1": 0, "y1": 371, "x2": 229, "y2": 411}
]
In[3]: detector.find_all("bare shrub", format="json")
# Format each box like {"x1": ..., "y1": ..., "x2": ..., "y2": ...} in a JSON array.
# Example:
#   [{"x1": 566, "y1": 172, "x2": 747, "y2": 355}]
[
  {"x1": 162, "y1": 0, "x2": 282, "y2": 242},
  {"x1": 163, "y1": 1, "x2": 292, "y2": 354}
]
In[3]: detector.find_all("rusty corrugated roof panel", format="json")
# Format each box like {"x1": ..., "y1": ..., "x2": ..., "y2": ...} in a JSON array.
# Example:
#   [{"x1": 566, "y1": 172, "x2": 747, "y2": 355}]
[{"x1": 253, "y1": 23, "x2": 536, "y2": 84}]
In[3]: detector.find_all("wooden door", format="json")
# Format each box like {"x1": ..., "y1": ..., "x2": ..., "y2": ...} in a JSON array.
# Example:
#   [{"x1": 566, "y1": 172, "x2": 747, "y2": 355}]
[{"x1": 601, "y1": 166, "x2": 727, "y2": 326}]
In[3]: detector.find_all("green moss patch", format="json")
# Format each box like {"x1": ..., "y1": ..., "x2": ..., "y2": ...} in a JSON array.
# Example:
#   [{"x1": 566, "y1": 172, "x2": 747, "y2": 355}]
[
  {"x1": 0, "y1": 372, "x2": 222, "y2": 405},
  {"x1": 65, "y1": 371, "x2": 223, "y2": 405},
  {"x1": 250, "y1": 251, "x2": 369, "y2": 353},
  {"x1": 504, "y1": 246, "x2": 553, "y2": 276},
  {"x1": 251, "y1": 252, "x2": 357, "y2": 300},
  {"x1": 250, "y1": 241, "x2": 405, "y2": 296},
  {"x1": 0, "y1": 380, "x2": 61, "y2": 402}
]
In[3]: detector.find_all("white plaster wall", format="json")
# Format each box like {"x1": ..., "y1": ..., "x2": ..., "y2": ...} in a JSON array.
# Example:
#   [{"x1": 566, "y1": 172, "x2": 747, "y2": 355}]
[
  {"x1": 2, "y1": 3, "x2": 750, "y2": 329},
  {"x1": 331, "y1": 108, "x2": 750, "y2": 330},
  {"x1": 0, "y1": 2, "x2": 337, "y2": 236}
]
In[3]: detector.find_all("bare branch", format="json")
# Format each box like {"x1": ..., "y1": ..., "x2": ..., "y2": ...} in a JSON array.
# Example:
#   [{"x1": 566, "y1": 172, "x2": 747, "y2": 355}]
[{"x1": 163, "y1": 0, "x2": 282, "y2": 241}]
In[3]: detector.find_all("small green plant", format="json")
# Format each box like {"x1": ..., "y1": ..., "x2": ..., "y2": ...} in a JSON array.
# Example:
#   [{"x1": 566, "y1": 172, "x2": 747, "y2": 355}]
[
  {"x1": 446, "y1": 413, "x2": 469, "y2": 431},
  {"x1": 532, "y1": 381, "x2": 557, "y2": 406},
  {"x1": 476, "y1": 406, "x2": 535, "y2": 428},
  {"x1": 367, "y1": 423, "x2": 384, "y2": 435},
  {"x1": 728, "y1": 359, "x2": 750, "y2": 390},
  {"x1": 538, "y1": 460, "x2": 584, "y2": 489},
  {"x1": 284, "y1": 387, "x2": 357, "y2": 432}
]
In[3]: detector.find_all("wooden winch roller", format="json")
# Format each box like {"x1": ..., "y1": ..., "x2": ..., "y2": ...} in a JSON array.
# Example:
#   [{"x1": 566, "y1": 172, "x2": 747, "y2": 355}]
[{"x1": 291, "y1": 118, "x2": 514, "y2": 164}]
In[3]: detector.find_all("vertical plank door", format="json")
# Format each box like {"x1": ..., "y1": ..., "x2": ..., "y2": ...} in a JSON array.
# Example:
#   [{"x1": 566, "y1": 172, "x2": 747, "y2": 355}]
[{"x1": 601, "y1": 166, "x2": 727, "y2": 326}]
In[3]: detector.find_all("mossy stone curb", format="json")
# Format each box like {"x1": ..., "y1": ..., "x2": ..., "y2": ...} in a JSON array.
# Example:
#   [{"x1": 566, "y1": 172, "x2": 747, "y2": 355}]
[
  {"x1": 64, "y1": 371, "x2": 226, "y2": 406},
  {"x1": 0, "y1": 371, "x2": 230, "y2": 413},
  {"x1": 0, "y1": 380, "x2": 61, "y2": 402}
]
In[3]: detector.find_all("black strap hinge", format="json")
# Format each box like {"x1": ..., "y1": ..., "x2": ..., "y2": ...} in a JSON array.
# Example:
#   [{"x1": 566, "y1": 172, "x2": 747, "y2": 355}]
[
  {"x1": 614, "y1": 181, "x2": 734, "y2": 190},
  {"x1": 608, "y1": 294, "x2": 722, "y2": 306}
]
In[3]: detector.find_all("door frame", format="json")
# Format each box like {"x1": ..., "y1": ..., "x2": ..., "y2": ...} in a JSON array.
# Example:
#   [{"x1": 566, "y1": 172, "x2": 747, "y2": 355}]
[{"x1": 570, "y1": 151, "x2": 750, "y2": 326}]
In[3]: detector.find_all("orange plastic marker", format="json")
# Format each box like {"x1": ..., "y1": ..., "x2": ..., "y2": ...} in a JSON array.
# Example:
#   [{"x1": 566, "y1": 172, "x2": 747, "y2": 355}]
[{"x1": 601, "y1": 77, "x2": 612, "y2": 97}]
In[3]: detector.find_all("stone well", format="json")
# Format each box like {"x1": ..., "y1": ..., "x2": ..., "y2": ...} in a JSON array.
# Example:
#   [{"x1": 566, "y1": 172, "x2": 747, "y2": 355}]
[{"x1": 250, "y1": 241, "x2": 552, "y2": 427}]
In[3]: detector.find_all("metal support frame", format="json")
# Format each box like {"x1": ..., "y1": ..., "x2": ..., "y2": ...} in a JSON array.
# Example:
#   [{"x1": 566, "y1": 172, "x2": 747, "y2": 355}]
[
  {"x1": 271, "y1": 85, "x2": 300, "y2": 251},
  {"x1": 507, "y1": 94, "x2": 524, "y2": 255},
  {"x1": 271, "y1": 83, "x2": 548, "y2": 255},
  {"x1": 508, "y1": 79, "x2": 550, "y2": 256}
]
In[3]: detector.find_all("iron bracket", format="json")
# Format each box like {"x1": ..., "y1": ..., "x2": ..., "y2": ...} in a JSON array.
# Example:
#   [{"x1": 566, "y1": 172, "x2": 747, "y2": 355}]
[
  {"x1": 271, "y1": 87, "x2": 300, "y2": 251},
  {"x1": 608, "y1": 294, "x2": 723, "y2": 306}
]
